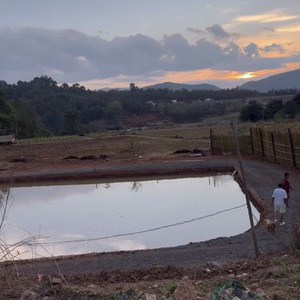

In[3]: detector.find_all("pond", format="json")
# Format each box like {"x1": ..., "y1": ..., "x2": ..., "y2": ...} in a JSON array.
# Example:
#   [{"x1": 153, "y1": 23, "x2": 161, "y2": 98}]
[{"x1": 0, "y1": 174, "x2": 259, "y2": 260}]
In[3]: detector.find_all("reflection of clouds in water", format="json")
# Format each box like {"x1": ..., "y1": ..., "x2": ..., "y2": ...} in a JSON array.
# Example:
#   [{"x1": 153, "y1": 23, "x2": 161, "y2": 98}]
[
  {"x1": 56, "y1": 233, "x2": 86, "y2": 240},
  {"x1": 100, "y1": 239, "x2": 146, "y2": 251},
  {"x1": 1, "y1": 227, "x2": 92, "y2": 260},
  {"x1": 9, "y1": 176, "x2": 232, "y2": 206},
  {"x1": 10, "y1": 184, "x2": 101, "y2": 205},
  {"x1": 0, "y1": 226, "x2": 47, "y2": 260},
  {"x1": 0, "y1": 175, "x2": 254, "y2": 260},
  {"x1": 2, "y1": 233, "x2": 146, "y2": 260}
]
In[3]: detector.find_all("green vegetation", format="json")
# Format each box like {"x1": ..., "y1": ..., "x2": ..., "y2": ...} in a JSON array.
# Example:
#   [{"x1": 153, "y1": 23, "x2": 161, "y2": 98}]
[
  {"x1": 0, "y1": 76, "x2": 298, "y2": 139},
  {"x1": 239, "y1": 93, "x2": 300, "y2": 122}
]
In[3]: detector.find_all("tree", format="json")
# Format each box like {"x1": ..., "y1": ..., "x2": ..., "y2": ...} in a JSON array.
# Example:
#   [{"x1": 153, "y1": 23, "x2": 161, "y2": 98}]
[
  {"x1": 239, "y1": 101, "x2": 264, "y2": 122},
  {"x1": 280, "y1": 101, "x2": 298, "y2": 118},
  {"x1": 0, "y1": 90, "x2": 14, "y2": 134},
  {"x1": 292, "y1": 92, "x2": 300, "y2": 105},
  {"x1": 64, "y1": 109, "x2": 80, "y2": 135},
  {"x1": 13, "y1": 103, "x2": 44, "y2": 138},
  {"x1": 264, "y1": 99, "x2": 283, "y2": 119},
  {"x1": 105, "y1": 101, "x2": 123, "y2": 124},
  {"x1": 31, "y1": 76, "x2": 57, "y2": 88},
  {"x1": 129, "y1": 83, "x2": 139, "y2": 92}
]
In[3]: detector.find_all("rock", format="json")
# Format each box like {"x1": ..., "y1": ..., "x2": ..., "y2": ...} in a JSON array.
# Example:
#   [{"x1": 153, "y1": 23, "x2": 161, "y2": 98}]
[
  {"x1": 145, "y1": 294, "x2": 157, "y2": 300},
  {"x1": 50, "y1": 277, "x2": 63, "y2": 285},
  {"x1": 173, "y1": 276, "x2": 197, "y2": 300},
  {"x1": 236, "y1": 273, "x2": 249, "y2": 278},
  {"x1": 19, "y1": 291, "x2": 39, "y2": 300},
  {"x1": 209, "y1": 280, "x2": 268, "y2": 300}
]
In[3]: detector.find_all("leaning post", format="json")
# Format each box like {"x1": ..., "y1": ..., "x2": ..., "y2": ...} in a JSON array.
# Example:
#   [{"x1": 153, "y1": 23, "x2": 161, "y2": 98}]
[{"x1": 230, "y1": 120, "x2": 260, "y2": 258}]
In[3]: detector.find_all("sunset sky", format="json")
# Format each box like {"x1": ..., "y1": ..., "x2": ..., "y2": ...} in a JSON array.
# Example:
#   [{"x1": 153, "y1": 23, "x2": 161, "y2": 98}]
[{"x1": 1, "y1": 0, "x2": 300, "y2": 89}]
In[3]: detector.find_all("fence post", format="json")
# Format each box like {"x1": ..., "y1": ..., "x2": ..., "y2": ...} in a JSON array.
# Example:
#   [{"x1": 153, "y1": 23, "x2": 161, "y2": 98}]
[
  {"x1": 249, "y1": 128, "x2": 254, "y2": 154},
  {"x1": 271, "y1": 132, "x2": 277, "y2": 163},
  {"x1": 259, "y1": 128, "x2": 265, "y2": 158},
  {"x1": 288, "y1": 128, "x2": 297, "y2": 168},
  {"x1": 231, "y1": 121, "x2": 259, "y2": 258}
]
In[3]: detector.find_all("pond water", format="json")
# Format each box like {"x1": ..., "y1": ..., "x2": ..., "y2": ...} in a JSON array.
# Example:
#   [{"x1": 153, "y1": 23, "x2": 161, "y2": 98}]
[{"x1": 0, "y1": 175, "x2": 259, "y2": 260}]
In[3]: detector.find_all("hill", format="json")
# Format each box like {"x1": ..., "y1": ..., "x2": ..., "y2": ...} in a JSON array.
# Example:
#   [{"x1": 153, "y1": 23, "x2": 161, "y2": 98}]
[
  {"x1": 143, "y1": 81, "x2": 220, "y2": 91},
  {"x1": 240, "y1": 69, "x2": 300, "y2": 92}
]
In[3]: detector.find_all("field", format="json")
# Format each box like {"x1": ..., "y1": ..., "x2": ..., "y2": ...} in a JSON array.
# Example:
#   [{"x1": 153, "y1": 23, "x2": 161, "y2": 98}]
[
  {"x1": 0, "y1": 120, "x2": 300, "y2": 299},
  {"x1": 2, "y1": 118, "x2": 300, "y2": 173}
]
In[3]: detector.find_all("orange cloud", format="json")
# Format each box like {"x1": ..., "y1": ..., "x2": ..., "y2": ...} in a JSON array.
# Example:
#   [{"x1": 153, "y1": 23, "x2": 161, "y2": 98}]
[
  {"x1": 153, "y1": 69, "x2": 238, "y2": 83},
  {"x1": 238, "y1": 30, "x2": 300, "y2": 57},
  {"x1": 235, "y1": 11, "x2": 299, "y2": 24},
  {"x1": 277, "y1": 24, "x2": 300, "y2": 32}
]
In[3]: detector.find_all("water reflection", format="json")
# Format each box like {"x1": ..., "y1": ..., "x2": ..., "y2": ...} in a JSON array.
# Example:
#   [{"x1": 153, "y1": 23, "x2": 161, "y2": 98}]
[{"x1": 0, "y1": 175, "x2": 259, "y2": 260}]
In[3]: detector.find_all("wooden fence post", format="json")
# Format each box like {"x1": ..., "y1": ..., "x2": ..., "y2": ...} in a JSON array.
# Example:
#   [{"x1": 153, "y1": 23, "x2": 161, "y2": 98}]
[
  {"x1": 231, "y1": 121, "x2": 259, "y2": 258},
  {"x1": 259, "y1": 128, "x2": 265, "y2": 158},
  {"x1": 271, "y1": 132, "x2": 277, "y2": 163},
  {"x1": 288, "y1": 128, "x2": 297, "y2": 168},
  {"x1": 250, "y1": 128, "x2": 254, "y2": 155}
]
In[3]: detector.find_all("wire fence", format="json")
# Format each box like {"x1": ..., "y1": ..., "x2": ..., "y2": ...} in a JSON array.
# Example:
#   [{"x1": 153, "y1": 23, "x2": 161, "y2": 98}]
[
  {"x1": 211, "y1": 127, "x2": 300, "y2": 169},
  {"x1": 210, "y1": 129, "x2": 252, "y2": 155}
]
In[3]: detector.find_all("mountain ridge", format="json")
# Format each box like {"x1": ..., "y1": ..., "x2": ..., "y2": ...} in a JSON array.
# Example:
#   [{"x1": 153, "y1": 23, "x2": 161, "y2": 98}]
[
  {"x1": 239, "y1": 69, "x2": 300, "y2": 92},
  {"x1": 143, "y1": 82, "x2": 221, "y2": 91}
]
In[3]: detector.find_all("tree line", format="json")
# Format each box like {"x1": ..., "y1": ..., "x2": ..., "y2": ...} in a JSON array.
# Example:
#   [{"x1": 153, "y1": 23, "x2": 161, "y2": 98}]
[
  {"x1": 0, "y1": 76, "x2": 298, "y2": 138},
  {"x1": 239, "y1": 93, "x2": 300, "y2": 122}
]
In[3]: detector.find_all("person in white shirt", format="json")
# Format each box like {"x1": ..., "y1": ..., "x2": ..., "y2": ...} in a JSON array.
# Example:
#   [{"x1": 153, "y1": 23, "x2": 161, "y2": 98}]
[{"x1": 272, "y1": 183, "x2": 288, "y2": 225}]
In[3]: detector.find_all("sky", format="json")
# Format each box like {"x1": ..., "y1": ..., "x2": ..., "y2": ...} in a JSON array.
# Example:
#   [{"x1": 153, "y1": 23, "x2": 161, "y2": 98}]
[{"x1": 1, "y1": 0, "x2": 300, "y2": 89}]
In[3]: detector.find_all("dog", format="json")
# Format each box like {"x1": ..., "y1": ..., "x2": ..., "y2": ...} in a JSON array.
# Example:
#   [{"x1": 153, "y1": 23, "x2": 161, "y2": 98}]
[{"x1": 264, "y1": 218, "x2": 276, "y2": 233}]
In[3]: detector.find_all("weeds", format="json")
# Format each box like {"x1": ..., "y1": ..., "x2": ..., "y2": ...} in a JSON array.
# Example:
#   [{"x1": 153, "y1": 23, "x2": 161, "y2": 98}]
[
  {"x1": 0, "y1": 184, "x2": 67, "y2": 295},
  {"x1": 273, "y1": 257, "x2": 288, "y2": 267},
  {"x1": 291, "y1": 224, "x2": 300, "y2": 251}
]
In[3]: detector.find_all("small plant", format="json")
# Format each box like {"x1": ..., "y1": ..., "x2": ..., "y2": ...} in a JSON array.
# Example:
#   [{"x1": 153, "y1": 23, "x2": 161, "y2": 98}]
[
  {"x1": 273, "y1": 256, "x2": 287, "y2": 267},
  {"x1": 165, "y1": 282, "x2": 177, "y2": 294}
]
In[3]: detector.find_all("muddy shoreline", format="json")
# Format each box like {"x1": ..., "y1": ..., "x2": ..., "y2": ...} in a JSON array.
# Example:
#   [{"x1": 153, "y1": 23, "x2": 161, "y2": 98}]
[{"x1": 0, "y1": 158, "x2": 234, "y2": 184}]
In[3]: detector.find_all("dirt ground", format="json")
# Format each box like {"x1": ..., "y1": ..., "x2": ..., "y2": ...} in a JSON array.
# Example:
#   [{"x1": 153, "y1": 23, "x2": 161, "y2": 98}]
[{"x1": 0, "y1": 138, "x2": 300, "y2": 299}]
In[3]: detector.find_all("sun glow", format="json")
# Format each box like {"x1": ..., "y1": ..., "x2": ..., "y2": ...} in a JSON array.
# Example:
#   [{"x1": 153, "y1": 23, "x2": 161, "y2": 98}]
[{"x1": 238, "y1": 72, "x2": 255, "y2": 79}]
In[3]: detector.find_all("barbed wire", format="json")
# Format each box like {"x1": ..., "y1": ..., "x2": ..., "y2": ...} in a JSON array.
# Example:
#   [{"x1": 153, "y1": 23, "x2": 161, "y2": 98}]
[{"x1": 35, "y1": 203, "x2": 247, "y2": 246}]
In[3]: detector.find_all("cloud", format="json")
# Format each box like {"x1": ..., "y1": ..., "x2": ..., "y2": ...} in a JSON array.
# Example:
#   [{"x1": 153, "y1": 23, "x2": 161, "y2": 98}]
[
  {"x1": 244, "y1": 43, "x2": 260, "y2": 58},
  {"x1": 0, "y1": 27, "x2": 296, "y2": 86},
  {"x1": 102, "y1": 239, "x2": 146, "y2": 251},
  {"x1": 206, "y1": 24, "x2": 231, "y2": 40},
  {"x1": 186, "y1": 27, "x2": 206, "y2": 35},
  {"x1": 262, "y1": 43, "x2": 285, "y2": 53},
  {"x1": 277, "y1": 24, "x2": 300, "y2": 32},
  {"x1": 235, "y1": 10, "x2": 299, "y2": 24},
  {"x1": 261, "y1": 27, "x2": 275, "y2": 32}
]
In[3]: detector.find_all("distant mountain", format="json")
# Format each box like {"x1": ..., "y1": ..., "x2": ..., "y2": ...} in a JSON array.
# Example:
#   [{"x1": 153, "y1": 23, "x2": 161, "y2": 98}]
[
  {"x1": 143, "y1": 82, "x2": 221, "y2": 91},
  {"x1": 240, "y1": 69, "x2": 300, "y2": 92}
]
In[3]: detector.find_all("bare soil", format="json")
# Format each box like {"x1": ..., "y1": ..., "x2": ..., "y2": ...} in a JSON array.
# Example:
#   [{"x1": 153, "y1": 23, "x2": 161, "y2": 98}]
[{"x1": 0, "y1": 138, "x2": 300, "y2": 299}]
